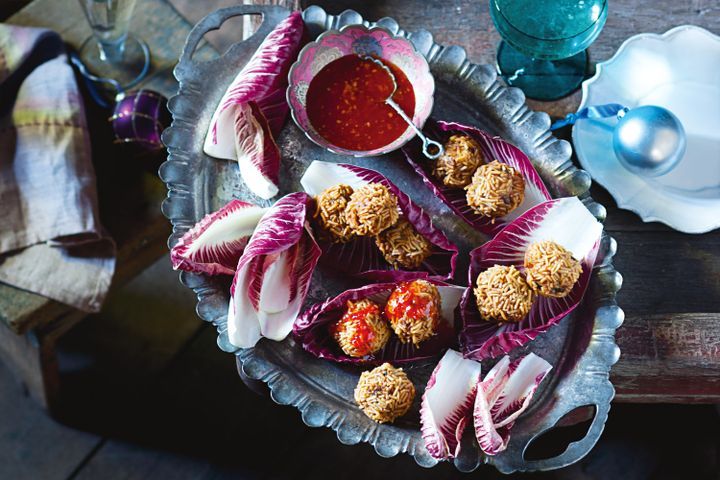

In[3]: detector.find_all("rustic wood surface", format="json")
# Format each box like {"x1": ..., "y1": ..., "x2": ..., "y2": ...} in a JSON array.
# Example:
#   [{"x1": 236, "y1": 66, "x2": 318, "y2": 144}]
[
  {"x1": 0, "y1": 1, "x2": 718, "y2": 478},
  {"x1": 0, "y1": 0, "x2": 217, "y2": 413},
  {"x1": 0, "y1": 0, "x2": 217, "y2": 335},
  {"x1": 0, "y1": 0, "x2": 720, "y2": 478}
]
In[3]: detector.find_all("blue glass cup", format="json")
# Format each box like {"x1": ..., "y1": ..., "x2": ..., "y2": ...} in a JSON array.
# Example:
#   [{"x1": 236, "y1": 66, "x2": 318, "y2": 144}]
[{"x1": 490, "y1": 0, "x2": 608, "y2": 101}]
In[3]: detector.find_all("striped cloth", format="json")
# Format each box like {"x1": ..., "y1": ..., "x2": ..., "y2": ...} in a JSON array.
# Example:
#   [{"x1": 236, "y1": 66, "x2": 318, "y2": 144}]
[{"x1": 0, "y1": 24, "x2": 115, "y2": 312}]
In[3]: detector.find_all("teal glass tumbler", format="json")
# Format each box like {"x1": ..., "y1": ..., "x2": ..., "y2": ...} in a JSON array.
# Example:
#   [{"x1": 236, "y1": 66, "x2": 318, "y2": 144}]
[{"x1": 490, "y1": 0, "x2": 608, "y2": 101}]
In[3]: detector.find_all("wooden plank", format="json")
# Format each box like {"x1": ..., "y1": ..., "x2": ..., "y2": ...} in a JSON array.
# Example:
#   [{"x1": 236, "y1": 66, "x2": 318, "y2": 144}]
[
  {"x1": 72, "y1": 327, "x2": 466, "y2": 480},
  {"x1": 0, "y1": 288, "x2": 74, "y2": 335},
  {"x1": 0, "y1": 310, "x2": 85, "y2": 412},
  {"x1": 0, "y1": 0, "x2": 218, "y2": 335},
  {"x1": 609, "y1": 230, "x2": 720, "y2": 402},
  {"x1": 611, "y1": 231, "x2": 720, "y2": 316},
  {"x1": 613, "y1": 313, "x2": 720, "y2": 403},
  {"x1": 73, "y1": 441, "x2": 224, "y2": 480},
  {"x1": 9, "y1": 0, "x2": 194, "y2": 98},
  {"x1": 67, "y1": 325, "x2": 254, "y2": 480},
  {"x1": 53, "y1": 256, "x2": 205, "y2": 425},
  {"x1": 0, "y1": 355, "x2": 100, "y2": 480}
]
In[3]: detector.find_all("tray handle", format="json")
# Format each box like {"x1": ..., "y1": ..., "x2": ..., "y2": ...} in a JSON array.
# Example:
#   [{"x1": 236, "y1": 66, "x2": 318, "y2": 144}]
[
  {"x1": 518, "y1": 400, "x2": 610, "y2": 472},
  {"x1": 176, "y1": 5, "x2": 292, "y2": 74}
]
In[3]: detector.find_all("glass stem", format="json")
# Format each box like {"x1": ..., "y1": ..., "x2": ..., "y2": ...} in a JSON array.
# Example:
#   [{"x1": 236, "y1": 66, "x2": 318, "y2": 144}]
[{"x1": 98, "y1": 35, "x2": 127, "y2": 63}]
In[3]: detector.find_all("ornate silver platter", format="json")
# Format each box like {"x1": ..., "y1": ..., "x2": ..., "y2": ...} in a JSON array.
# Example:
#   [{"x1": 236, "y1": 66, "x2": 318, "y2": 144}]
[{"x1": 160, "y1": 5, "x2": 624, "y2": 474}]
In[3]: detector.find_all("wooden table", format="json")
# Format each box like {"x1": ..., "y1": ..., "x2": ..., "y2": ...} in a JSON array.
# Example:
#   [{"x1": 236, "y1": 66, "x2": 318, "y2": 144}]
[
  {"x1": 1, "y1": 0, "x2": 718, "y2": 413},
  {"x1": 0, "y1": 0, "x2": 217, "y2": 413}
]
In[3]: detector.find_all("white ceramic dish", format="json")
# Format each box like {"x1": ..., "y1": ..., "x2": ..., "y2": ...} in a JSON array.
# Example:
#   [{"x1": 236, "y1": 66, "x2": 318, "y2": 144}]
[{"x1": 574, "y1": 25, "x2": 720, "y2": 234}]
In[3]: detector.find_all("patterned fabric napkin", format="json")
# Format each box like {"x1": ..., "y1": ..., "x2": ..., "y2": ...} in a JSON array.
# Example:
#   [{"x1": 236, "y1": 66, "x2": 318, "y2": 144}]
[{"x1": 0, "y1": 24, "x2": 115, "y2": 312}]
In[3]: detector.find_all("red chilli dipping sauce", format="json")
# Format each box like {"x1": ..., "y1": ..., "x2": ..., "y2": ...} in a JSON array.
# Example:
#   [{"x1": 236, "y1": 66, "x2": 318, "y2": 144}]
[{"x1": 306, "y1": 55, "x2": 416, "y2": 151}]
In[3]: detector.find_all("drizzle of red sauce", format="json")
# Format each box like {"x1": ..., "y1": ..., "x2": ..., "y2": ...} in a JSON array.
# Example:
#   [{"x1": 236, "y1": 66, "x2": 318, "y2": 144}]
[
  {"x1": 330, "y1": 302, "x2": 382, "y2": 357},
  {"x1": 306, "y1": 55, "x2": 416, "y2": 151},
  {"x1": 385, "y1": 280, "x2": 439, "y2": 326}
]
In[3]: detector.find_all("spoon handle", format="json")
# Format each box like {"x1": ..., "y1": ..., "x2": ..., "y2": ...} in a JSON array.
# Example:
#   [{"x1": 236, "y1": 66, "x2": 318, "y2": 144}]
[
  {"x1": 359, "y1": 54, "x2": 444, "y2": 160},
  {"x1": 550, "y1": 103, "x2": 628, "y2": 130},
  {"x1": 386, "y1": 98, "x2": 444, "y2": 159}
]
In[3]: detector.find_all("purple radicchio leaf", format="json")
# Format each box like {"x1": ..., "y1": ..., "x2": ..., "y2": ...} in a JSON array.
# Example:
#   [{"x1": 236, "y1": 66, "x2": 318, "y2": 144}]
[
  {"x1": 420, "y1": 349, "x2": 482, "y2": 460},
  {"x1": 293, "y1": 281, "x2": 464, "y2": 365},
  {"x1": 299, "y1": 160, "x2": 458, "y2": 281},
  {"x1": 233, "y1": 101, "x2": 282, "y2": 199},
  {"x1": 204, "y1": 11, "x2": 305, "y2": 160},
  {"x1": 402, "y1": 120, "x2": 551, "y2": 236},
  {"x1": 473, "y1": 353, "x2": 552, "y2": 455},
  {"x1": 460, "y1": 197, "x2": 603, "y2": 360},
  {"x1": 227, "y1": 192, "x2": 321, "y2": 348},
  {"x1": 170, "y1": 199, "x2": 267, "y2": 276}
]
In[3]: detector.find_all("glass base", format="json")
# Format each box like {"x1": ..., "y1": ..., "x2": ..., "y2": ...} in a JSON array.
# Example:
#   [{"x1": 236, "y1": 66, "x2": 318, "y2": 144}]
[
  {"x1": 78, "y1": 34, "x2": 151, "y2": 91},
  {"x1": 496, "y1": 41, "x2": 587, "y2": 101}
]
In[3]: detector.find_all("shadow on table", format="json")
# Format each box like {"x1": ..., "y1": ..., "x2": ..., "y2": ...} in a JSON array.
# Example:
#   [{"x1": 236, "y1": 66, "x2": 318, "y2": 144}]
[{"x1": 48, "y1": 257, "x2": 719, "y2": 480}]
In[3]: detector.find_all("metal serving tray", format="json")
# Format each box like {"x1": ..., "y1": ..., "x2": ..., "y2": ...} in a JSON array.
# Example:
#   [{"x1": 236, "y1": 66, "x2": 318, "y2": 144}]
[{"x1": 160, "y1": 5, "x2": 624, "y2": 473}]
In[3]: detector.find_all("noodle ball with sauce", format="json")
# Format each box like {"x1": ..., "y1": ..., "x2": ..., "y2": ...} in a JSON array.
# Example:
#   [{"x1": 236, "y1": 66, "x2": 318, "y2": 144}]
[
  {"x1": 332, "y1": 299, "x2": 391, "y2": 358},
  {"x1": 384, "y1": 279, "x2": 441, "y2": 345}
]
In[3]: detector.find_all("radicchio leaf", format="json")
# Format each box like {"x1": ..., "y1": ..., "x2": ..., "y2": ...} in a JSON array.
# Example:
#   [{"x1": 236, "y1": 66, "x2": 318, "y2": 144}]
[
  {"x1": 227, "y1": 192, "x2": 321, "y2": 348},
  {"x1": 420, "y1": 349, "x2": 482, "y2": 460},
  {"x1": 460, "y1": 197, "x2": 603, "y2": 360},
  {"x1": 474, "y1": 353, "x2": 552, "y2": 455},
  {"x1": 170, "y1": 200, "x2": 267, "y2": 275},
  {"x1": 233, "y1": 101, "x2": 281, "y2": 199},
  {"x1": 300, "y1": 161, "x2": 458, "y2": 281},
  {"x1": 293, "y1": 281, "x2": 464, "y2": 365},
  {"x1": 402, "y1": 120, "x2": 551, "y2": 236},
  {"x1": 204, "y1": 11, "x2": 305, "y2": 160}
]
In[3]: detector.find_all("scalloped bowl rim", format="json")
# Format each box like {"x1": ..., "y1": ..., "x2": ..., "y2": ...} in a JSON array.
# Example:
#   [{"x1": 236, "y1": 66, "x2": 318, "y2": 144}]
[{"x1": 286, "y1": 23, "x2": 436, "y2": 157}]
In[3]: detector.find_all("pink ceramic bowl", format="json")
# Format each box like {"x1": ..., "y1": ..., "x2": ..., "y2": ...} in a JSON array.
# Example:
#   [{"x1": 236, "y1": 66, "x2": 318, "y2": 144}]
[{"x1": 287, "y1": 24, "x2": 435, "y2": 157}]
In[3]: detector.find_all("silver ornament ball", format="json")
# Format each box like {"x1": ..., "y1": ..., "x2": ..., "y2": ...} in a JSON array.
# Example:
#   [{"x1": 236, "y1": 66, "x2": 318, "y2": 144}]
[{"x1": 612, "y1": 105, "x2": 686, "y2": 177}]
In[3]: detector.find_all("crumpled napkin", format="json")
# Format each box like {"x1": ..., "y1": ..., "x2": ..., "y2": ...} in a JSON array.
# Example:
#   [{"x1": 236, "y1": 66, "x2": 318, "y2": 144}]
[{"x1": 0, "y1": 24, "x2": 115, "y2": 312}]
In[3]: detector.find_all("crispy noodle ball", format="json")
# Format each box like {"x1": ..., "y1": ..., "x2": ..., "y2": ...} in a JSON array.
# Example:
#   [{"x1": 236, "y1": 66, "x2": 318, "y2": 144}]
[
  {"x1": 345, "y1": 183, "x2": 400, "y2": 236},
  {"x1": 332, "y1": 299, "x2": 391, "y2": 358},
  {"x1": 474, "y1": 265, "x2": 534, "y2": 322},
  {"x1": 465, "y1": 160, "x2": 525, "y2": 218},
  {"x1": 354, "y1": 363, "x2": 415, "y2": 423},
  {"x1": 374, "y1": 219, "x2": 433, "y2": 269},
  {"x1": 314, "y1": 184, "x2": 356, "y2": 243},
  {"x1": 384, "y1": 279, "x2": 441, "y2": 345},
  {"x1": 433, "y1": 134, "x2": 484, "y2": 187},
  {"x1": 524, "y1": 240, "x2": 582, "y2": 298}
]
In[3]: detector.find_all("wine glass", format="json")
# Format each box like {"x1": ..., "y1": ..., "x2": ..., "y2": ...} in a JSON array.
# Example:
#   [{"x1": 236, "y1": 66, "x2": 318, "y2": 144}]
[
  {"x1": 490, "y1": 0, "x2": 608, "y2": 101},
  {"x1": 77, "y1": 0, "x2": 151, "y2": 90}
]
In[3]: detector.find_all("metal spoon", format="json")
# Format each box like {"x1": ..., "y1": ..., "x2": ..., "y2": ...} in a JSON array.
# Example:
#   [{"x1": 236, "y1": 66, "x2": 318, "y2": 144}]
[
  {"x1": 551, "y1": 103, "x2": 686, "y2": 177},
  {"x1": 359, "y1": 55, "x2": 444, "y2": 160}
]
